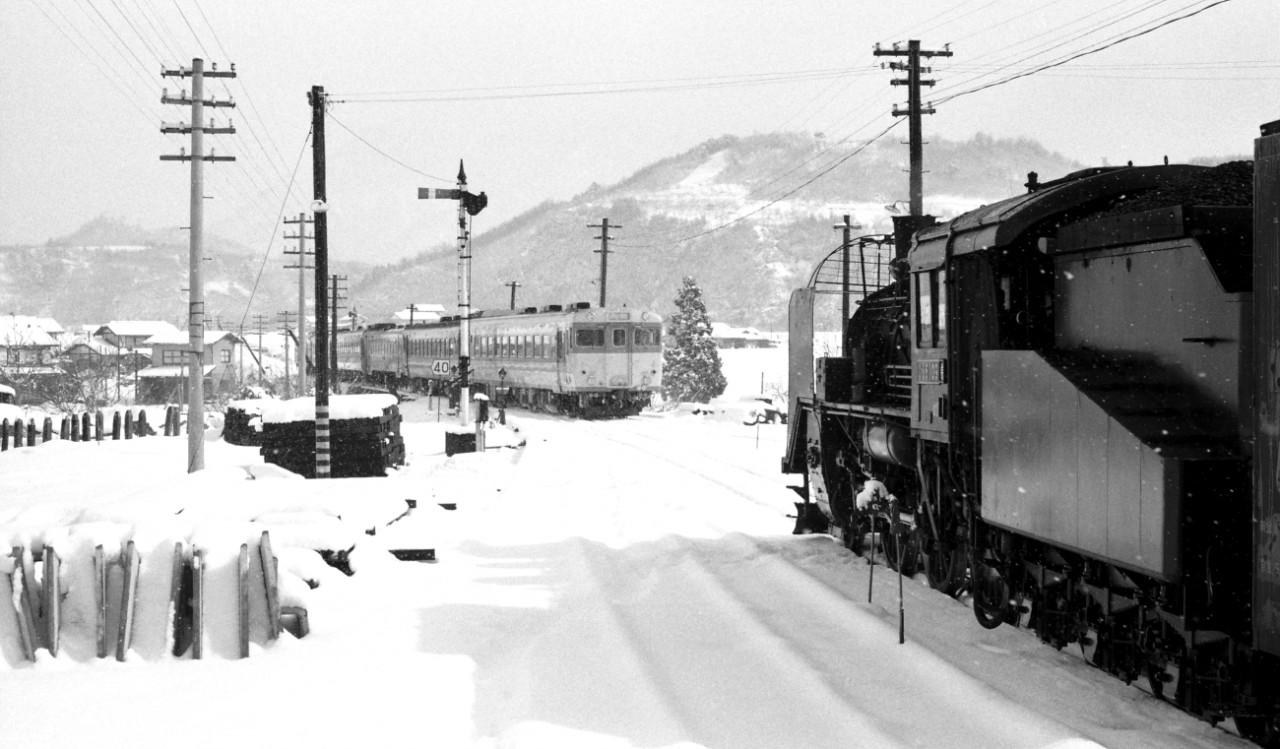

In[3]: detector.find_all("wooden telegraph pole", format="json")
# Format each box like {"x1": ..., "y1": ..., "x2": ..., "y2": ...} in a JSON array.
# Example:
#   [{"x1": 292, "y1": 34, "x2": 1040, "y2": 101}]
[
  {"x1": 418, "y1": 163, "x2": 487, "y2": 427},
  {"x1": 283, "y1": 213, "x2": 313, "y2": 397},
  {"x1": 161, "y1": 58, "x2": 236, "y2": 473},
  {"x1": 504, "y1": 281, "x2": 522, "y2": 310},
  {"x1": 309, "y1": 85, "x2": 331, "y2": 479},
  {"x1": 589, "y1": 218, "x2": 621, "y2": 308},
  {"x1": 874, "y1": 40, "x2": 952, "y2": 217}
]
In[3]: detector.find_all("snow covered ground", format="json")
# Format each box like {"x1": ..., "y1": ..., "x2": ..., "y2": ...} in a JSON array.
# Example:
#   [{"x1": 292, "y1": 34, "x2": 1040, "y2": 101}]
[{"x1": 0, "y1": 349, "x2": 1257, "y2": 749}]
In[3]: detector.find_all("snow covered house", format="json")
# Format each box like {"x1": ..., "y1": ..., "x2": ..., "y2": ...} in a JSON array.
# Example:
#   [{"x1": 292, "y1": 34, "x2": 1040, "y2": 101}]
[
  {"x1": 0, "y1": 316, "x2": 61, "y2": 371},
  {"x1": 135, "y1": 330, "x2": 244, "y2": 404},
  {"x1": 391, "y1": 303, "x2": 445, "y2": 326},
  {"x1": 709, "y1": 322, "x2": 776, "y2": 349},
  {"x1": 94, "y1": 320, "x2": 180, "y2": 350}
]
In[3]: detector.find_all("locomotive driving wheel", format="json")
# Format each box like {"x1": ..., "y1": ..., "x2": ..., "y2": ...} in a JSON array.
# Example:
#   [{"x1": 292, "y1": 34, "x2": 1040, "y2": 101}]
[
  {"x1": 883, "y1": 524, "x2": 920, "y2": 577},
  {"x1": 922, "y1": 537, "x2": 967, "y2": 598},
  {"x1": 972, "y1": 561, "x2": 1014, "y2": 629}
]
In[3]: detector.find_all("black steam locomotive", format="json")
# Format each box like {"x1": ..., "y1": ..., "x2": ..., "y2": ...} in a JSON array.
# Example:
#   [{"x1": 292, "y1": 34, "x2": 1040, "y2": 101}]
[{"x1": 783, "y1": 120, "x2": 1280, "y2": 742}]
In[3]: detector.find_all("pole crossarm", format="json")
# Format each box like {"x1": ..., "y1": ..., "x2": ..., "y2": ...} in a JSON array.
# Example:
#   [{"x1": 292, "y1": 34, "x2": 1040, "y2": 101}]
[
  {"x1": 161, "y1": 122, "x2": 236, "y2": 135},
  {"x1": 161, "y1": 93, "x2": 236, "y2": 108},
  {"x1": 159, "y1": 152, "x2": 236, "y2": 162}
]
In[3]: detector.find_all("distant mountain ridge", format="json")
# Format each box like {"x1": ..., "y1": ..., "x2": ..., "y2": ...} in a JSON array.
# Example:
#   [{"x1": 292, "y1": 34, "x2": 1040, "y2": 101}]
[
  {"x1": 351, "y1": 131, "x2": 1086, "y2": 329},
  {"x1": 0, "y1": 216, "x2": 370, "y2": 328},
  {"x1": 2, "y1": 132, "x2": 1090, "y2": 330}
]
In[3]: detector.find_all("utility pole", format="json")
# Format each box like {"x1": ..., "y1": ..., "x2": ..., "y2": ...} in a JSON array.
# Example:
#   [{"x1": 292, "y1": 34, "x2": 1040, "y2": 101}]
[
  {"x1": 161, "y1": 58, "x2": 235, "y2": 473},
  {"x1": 278, "y1": 310, "x2": 297, "y2": 398},
  {"x1": 418, "y1": 161, "x2": 487, "y2": 427},
  {"x1": 589, "y1": 218, "x2": 621, "y2": 308},
  {"x1": 330, "y1": 274, "x2": 348, "y2": 389},
  {"x1": 283, "y1": 213, "x2": 313, "y2": 398},
  {"x1": 874, "y1": 40, "x2": 952, "y2": 217},
  {"x1": 504, "y1": 281, "x2": 522, "y2": 310},
  {"x1": 252, "y1": 313, "x2": 268, "y2": 383},
  {"x1": 833, "y1": 215, "x2": 862, "y2": 357},
  {"x1": 309, "y1": 84, "x2": 331, "y2": 479}
]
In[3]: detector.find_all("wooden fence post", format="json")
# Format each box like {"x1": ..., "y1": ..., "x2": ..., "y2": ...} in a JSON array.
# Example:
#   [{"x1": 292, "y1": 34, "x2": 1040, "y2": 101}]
[
  {"x1": 136, "y1": 409, "x2": 149, "y2": 437},
  {"x1": 41, "y1": 417, "x2": 52, "y2": 443},
  {"x1": 81, "y1": 412, "x2": 91, "y2": 441},
  {"x1": 60, "y1": 416, "x2": 70, "y2": 441},
  {"x1": 28, "y1": 421, "x2": 37, "y2": 445},
  {"x1": 123, "y1": 410, "x2": 133, "y2": 440},
  {"x1": 1, "y1": 419, "x2": 8, "y2": 451},
  {"x1": 14, "y1": 419, "x2": 24, "y2": 448},
  {"x1": 95, "y1": 411, "x2": 104, "y2": 441},
  {"x1": 111, "y1": 412, "x2": 121, "y2": 440}
]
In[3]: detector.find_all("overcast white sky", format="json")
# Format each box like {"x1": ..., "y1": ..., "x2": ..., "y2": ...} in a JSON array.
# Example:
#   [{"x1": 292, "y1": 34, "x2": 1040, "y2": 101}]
[{"x1": 0, "y1": 0, "x2": 1275, "y2": 264}]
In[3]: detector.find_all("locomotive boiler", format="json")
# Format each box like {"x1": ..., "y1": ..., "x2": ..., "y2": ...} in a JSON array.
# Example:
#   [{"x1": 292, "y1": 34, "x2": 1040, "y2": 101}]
[{"x1": 783, "y1": 120, "x2": 1280, "y2": 742}]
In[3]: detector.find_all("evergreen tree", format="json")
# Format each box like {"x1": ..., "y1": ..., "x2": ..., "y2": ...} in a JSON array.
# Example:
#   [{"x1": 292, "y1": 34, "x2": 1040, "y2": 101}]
[{"x1": 662, "y1": 276, "x2": 727, "y2": 403}]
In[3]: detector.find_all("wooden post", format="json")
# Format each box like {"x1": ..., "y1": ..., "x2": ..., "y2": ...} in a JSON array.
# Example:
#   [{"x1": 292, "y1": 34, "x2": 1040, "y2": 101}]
[
  {"x1": 95, "y1": 411, "x2": 104, "y2": 441},
  {"x1": 259, "y1": 532, "x2": 280, "y2": 639},
  {"x1": 238, "y1": 543, "x2": 250, "y2": 658},
  {"x1": 41, "y1": 417, "x2": 52, "y2": 443},
  {"x1": 137, "y1": 409, "x2": 149, "y2": 437},
  {"x1": 94, "y1": 544, "x2": 108, "y2": 658},
  {"x1": 27, "y1": 421, "x2": 36, "y2": 446},
  {"x1": 81, "y1": 412, "x2": 91, "y2": 441},
  {"x1": 111, "y1": 412, "x2": 121, "y2": 440},
  {"x1": 10, "y1": 547, "x2": 37, "y2": 661},
  {"x1": 116, "y1": 541, "x2": 139, "y2": 662},
  {"x1": 14, "y1": 419, "x2": 23, "y2": 448},
  {"x1": 43, "y1": 547, "x2": 60, "y2": 657},
  {"x1": 60, "y1": 416, "x2": 70, "y2": 441},
  {"x1": 123, "y1": 410, "x2": 134, "y2": 440},
  {"x1": 192, "y1": 548, "x2": 205, "y2": 659},
  {"x1": 1, "y1": 419, "x2": 8, "y2": 450}
]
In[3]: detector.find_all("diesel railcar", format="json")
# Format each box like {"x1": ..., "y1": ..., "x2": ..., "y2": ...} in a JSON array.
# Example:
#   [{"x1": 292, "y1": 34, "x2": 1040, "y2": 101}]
[
  {"x1": 335, "y1": 302, "x2": 663, "y2": 417},
  {"x1": 784, "y1": 120, "x2": 1280, "y2": 743}
]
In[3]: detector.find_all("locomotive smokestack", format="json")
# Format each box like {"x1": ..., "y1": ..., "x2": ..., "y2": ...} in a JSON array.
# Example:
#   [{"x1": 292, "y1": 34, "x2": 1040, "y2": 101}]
[{"x1": 1025, "y1": 171, "x2": 1039, "y2": 193}]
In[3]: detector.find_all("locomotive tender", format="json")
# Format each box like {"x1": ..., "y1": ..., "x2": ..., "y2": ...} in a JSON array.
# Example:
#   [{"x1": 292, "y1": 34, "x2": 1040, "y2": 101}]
[
  {"x1": 336, "y1": 302, "x2": 663, "y2": 416},
  {"x1": 783, "y1": 120, "x2": 1280, "y2": 742}
]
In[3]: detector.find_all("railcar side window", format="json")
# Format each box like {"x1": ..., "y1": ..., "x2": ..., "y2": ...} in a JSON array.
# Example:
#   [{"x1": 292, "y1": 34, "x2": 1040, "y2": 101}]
[
  {"x1": 613, "y1": 328, "x2": 626, "y2": 346},
  {"x1": 915, "y1": 270, "x2": 946, "y2": 348},
  {"x1": 575, "y1": 329, "x2": 605, "y2": 347},
  {"x1": 916, "y1": 273, "x2": 933, "y2": 347}
]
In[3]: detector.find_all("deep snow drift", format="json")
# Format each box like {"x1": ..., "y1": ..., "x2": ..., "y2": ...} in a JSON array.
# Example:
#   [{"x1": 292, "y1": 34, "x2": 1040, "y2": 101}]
[{"x1": 0, "y1": 348, "x2": 1256, "y2": 749}]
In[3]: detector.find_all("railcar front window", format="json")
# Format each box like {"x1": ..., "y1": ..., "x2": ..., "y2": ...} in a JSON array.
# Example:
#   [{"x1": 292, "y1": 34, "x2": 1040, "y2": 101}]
[{"x1": 613, "y1": 328, "x2": 627, "y2": 346}]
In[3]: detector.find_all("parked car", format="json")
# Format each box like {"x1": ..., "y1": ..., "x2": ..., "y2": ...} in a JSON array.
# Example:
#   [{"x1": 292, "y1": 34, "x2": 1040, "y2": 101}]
[{"x1": 741, "y1": 395, "x2": 787, "y2": 425}]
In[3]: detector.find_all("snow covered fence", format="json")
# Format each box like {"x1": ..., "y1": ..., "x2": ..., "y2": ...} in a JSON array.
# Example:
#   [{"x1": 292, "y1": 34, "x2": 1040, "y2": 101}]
[{"x1": 0, "y1": 406, "x2": 183, "y2": 452}]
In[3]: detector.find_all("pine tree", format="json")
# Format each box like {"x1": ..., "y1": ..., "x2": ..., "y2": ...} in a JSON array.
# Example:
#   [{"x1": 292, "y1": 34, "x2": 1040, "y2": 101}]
[{"x1": 662, "y1": 276, "x2": 727, "y2": 403}]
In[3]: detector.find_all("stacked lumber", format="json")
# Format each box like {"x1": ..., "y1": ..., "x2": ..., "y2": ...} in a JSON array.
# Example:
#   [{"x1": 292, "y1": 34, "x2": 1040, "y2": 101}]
[{"x1": 259, "y1": 402, "x2": 405, "y2": 478}]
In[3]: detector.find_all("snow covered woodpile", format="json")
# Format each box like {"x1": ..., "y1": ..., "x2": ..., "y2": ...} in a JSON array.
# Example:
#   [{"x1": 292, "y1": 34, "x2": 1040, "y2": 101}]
[
  {"x1": 258, "y1": 395, "x2": 405, "y2": 479},
  {"x1": 223, "y1": 399, "x2": 268, "y2": 446}
]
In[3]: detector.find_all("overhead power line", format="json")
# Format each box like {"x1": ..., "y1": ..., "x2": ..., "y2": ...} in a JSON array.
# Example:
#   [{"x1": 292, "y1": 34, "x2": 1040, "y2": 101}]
[
  {"x1": 325, "y1": 110, "x2": 453, "y2": 183},
  {"x1": 935, "y1": 0, "x2": 1238, "y2": 106}
]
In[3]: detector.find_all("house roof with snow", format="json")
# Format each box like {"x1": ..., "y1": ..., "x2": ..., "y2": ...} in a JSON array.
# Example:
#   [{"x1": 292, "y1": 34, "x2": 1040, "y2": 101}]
[
  {"x1": 63, "y1": 338, "x2": 120, "y2": 356},
  {"x1": 95, "y1": 320, "x2": 181, "y2": 339},
  {"x1": 710, "y1": 323, "x2": 772, "y2": 342},
  {"x1": 144, "y1": 330, "x2": 243, "y2": 347},
  {"x1": 0, "y1": 317, "x2": 58, "y2": 347},
  {"x1": 386, "y1": 304, "x2": 446, "y2": 325},
  {"x1": 0, "y1": 316, "x2": 65, "y2": 337}
]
